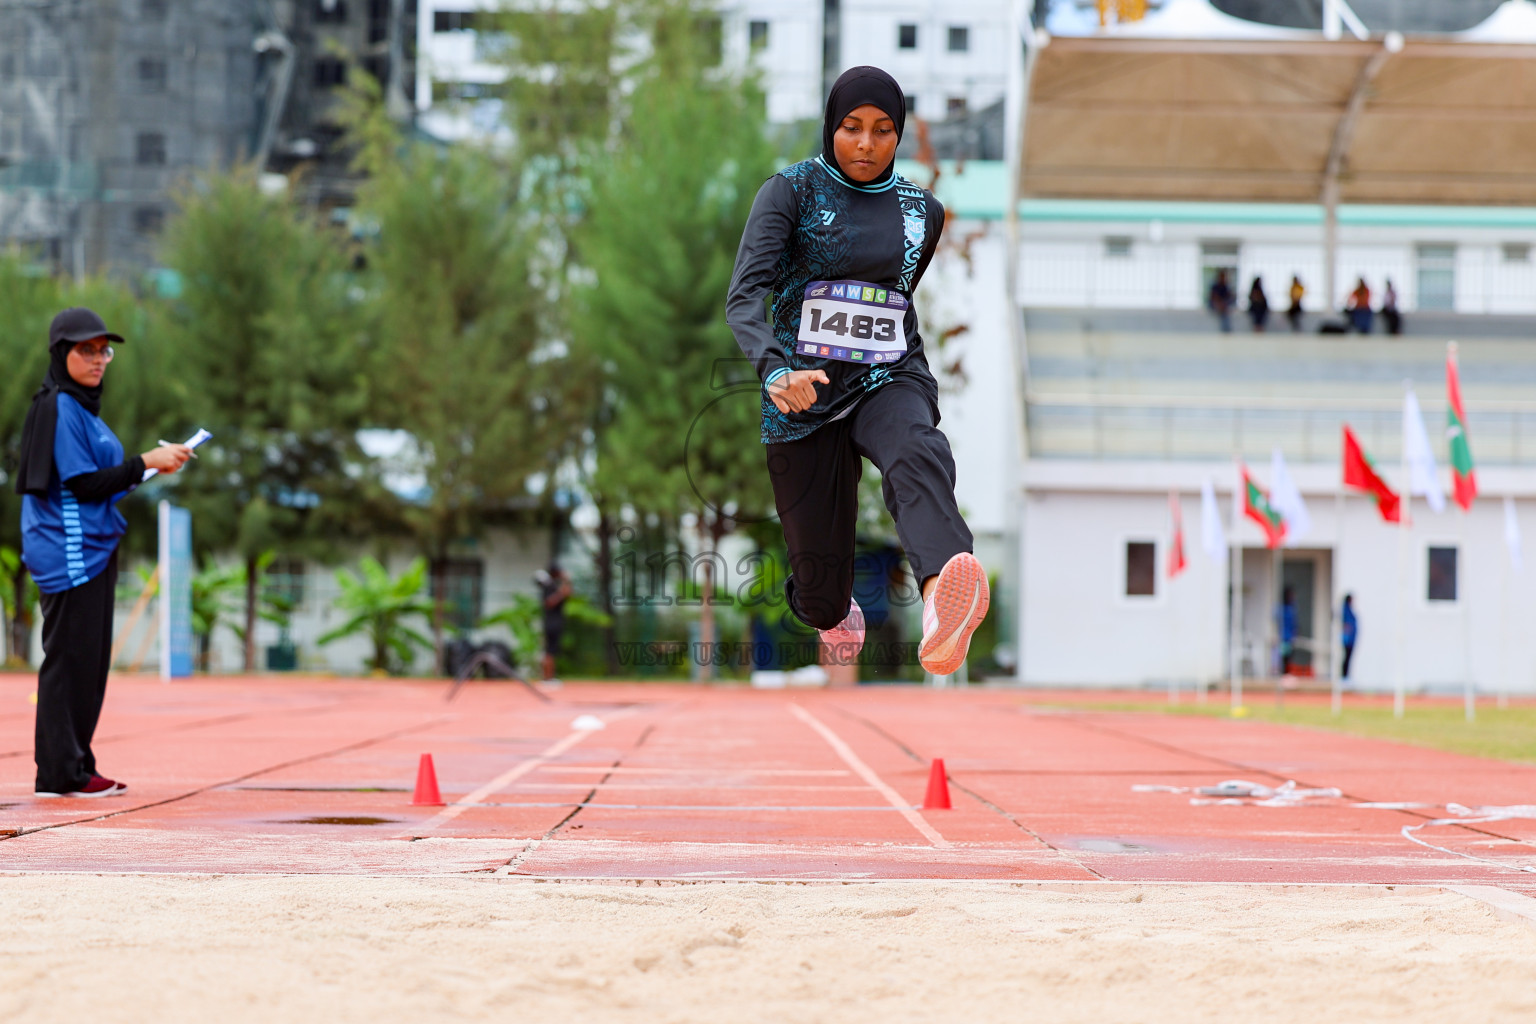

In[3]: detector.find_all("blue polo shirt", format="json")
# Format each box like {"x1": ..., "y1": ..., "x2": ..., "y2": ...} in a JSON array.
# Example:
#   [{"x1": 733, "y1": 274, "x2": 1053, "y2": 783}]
[{"x1": 21, "y1": 393, "x2": 130, "y2": 594}]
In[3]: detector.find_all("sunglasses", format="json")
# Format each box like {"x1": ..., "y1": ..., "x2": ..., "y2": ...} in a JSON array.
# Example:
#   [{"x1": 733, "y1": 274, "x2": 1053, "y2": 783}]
[{"x1": 73, "y1": 344, "x2": 115, "y2": 364}]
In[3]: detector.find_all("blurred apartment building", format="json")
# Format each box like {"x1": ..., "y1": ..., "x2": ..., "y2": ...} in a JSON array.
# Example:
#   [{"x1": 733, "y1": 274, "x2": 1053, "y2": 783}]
[
  {"x1": 414, "y1": 0, "x2": 1011, "y2": 158},
  {"x1": 0, "y1": 0, "x2": 259, "y2": 276},
  {"x1": 0, "y1": 0, "x2": 414, "y2": 277}
]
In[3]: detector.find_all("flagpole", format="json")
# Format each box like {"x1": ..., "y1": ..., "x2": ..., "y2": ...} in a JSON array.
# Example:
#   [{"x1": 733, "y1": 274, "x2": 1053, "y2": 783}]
[
  {"x1": 1229, "y1": 465, "x2": 1244, "y2": 714},
  {"x1": 1333, "y1": 485, "x2": 1345, "y2": 716},
  {"x1": 1462, "y1": 505, "x2": 1475, "y2": 722},
  {"x1": 1272, "y1": 545, "x2": 1283, "y2": 710},
  {"x1": 1169, "y1": 490, "x2": 1179, "y2": 705},
  {"x1": 1499, "y1": 517, "x2": 1511, "y2": 711},
  {"x1": 1394, "y1": 384, "x2": 1412, "y2": 719}
]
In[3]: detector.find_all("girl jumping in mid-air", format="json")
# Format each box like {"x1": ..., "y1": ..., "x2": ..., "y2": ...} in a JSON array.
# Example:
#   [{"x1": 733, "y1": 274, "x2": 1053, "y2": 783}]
[{"x1": 726, "y1": 65, "x2": 988, "y2": 676}]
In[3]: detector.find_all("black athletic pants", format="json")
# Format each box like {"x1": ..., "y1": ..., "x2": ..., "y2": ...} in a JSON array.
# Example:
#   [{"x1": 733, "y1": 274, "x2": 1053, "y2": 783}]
[
  {"x1": 766, "y1": 381, "x2": 973, "y2": 631},
  {"x1": 35, "y1": 549, "x2": 118, "y2": 793},
  {"x1": 1341, "y1": 642, "x2": 1355, "y2": 681}
]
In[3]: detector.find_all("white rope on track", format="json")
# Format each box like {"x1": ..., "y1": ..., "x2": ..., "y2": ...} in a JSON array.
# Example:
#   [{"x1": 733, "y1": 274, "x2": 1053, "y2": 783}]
[{"x1": 1400, "y1": 804, "x2": 1536, "y2": 875}]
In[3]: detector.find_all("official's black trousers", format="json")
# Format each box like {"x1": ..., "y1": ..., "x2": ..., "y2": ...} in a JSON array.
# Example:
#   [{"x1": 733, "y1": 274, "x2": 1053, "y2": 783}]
[
  {"x1": 766, "y1": 381, "x2": 973, "y2": 631},
  {"x1": 35, "y1": 549, "x2": 118, "y2": 793}
]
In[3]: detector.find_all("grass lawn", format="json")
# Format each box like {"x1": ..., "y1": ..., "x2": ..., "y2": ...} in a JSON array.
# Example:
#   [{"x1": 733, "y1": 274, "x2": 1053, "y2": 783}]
[{"x1": 1035, "y1": 694, "x2": 1536, "y2": 766}]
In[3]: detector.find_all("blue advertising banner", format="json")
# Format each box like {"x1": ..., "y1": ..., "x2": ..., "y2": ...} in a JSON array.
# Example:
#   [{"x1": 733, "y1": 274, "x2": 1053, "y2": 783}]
[{"x1": 158, "y1": 501, "x2": 194, "y2": 679}]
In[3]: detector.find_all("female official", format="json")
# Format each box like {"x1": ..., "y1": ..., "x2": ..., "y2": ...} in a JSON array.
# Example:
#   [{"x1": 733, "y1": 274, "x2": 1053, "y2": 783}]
[
  {"x1": 16, "y1": 307, "x2": 191, "y2": 798},
  {"x1": 725, "y1": 66, "x2": 988, "y2": 676}
]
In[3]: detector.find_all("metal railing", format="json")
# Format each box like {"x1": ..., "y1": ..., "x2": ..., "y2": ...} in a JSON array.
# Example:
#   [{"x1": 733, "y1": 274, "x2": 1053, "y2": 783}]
[
  {"x1": 1026, "y1": 391, "x2": 1536, "y2": 463},
  {"x1": 1017, "y1": 247, "x2": 1536, "y2": 318}
]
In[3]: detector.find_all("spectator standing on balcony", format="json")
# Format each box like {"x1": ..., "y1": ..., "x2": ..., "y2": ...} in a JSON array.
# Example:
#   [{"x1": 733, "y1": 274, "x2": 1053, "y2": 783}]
[
  {"x1": 1208, "y1": 269, "x2": 1234, "y2": 333},
  {"x1": 1347, "y1": 277, "x2": 1373, "y2": 334},
  {"x1": 1247, "y1": 276, "x2": 1269, "y2": 332},
  {"x1": 1382, "y1": 278, "x2": 1402, "y2": 335},
  {"x1": 1287, "y1": 275, "x2": 1305, "y2": 332}
]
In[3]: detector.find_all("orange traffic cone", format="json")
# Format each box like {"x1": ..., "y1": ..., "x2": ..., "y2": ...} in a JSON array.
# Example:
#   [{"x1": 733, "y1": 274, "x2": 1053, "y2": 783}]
[
  {"x1": 922, "y1": 758, "x2": 951, "y2": 810},
  {"x1": 412, "y1": 753, "x2": 444, "y2": 806}
]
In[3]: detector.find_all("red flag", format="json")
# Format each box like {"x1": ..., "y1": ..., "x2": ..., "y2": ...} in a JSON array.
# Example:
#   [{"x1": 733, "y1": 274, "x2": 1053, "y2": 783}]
[
  {"x1": 1342, "y1": 425, "x2": 1401, "y2": 523},
  {"x1": 1241, "y1": 467, "x2": 1286, "y2": 548},
  {"x1": 1447, "y1": 344, "x2": 1477, "y2": 512},
  {"x1": 1167, "y1": 492, "x2": 1187, "y2": 578}
]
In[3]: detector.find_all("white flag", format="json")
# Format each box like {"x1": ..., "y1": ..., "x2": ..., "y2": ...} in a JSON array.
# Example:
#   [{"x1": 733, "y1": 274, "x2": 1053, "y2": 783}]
[
  {"x1": 1201, "y1": 477, "x2": 1226, "y2": 559},
  {"x1": 1403, "y1": 388, "x2": 1446, "y2": 514},
  {"x1": 1269, "y1": 448, "x2": 1311, "y2": 546},
  {"x1": 1505, "y1": 495, "x2": 1523, "y2": 572}
]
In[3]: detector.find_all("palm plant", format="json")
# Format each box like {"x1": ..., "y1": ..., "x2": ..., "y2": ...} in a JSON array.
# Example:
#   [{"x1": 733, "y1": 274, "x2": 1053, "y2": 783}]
[
  {"x1": 0, "y1": 546, "x2": 38, "y2": 668},
  {"x1": 318, "y1": 557, "x2": 434, "y2": 675},
  {"x1": 480, "y1": 593, "x2": 613, "y2": 664}
]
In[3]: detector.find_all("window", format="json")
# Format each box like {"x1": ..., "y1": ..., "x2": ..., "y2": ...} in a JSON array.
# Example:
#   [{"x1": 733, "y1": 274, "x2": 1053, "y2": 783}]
[
  {"x1": 433, "y1": 10, "x2": 478, "y2": 32},
  {"x1": 749, "y1": 19, "x2": 769, "y2": 50},
  {"x1": 1104, "y1": 236, "x2": 1132, "y2": 258},
  {"x1": 947, "y1": 25, "x2": 970, "y2": 52},
  {"x1": 1502, "y1": 242, "x2": 1531, "y2": 264},
  {"x1": 313, "y1": 57, "x2": 347, "y2": 88},
  {"x1": 1200, "y1": 240, "x2": 1240, "y2": 299},
  {"x1": 132, "y1": 206, "x2": 163, "y2": 234},
  {"x1": 897, "y1": 23, "x2": 917, "y2": 49},
  {"x1": 904, "y1": 93, "x2": 917, "y2": 115},
  {"x1": 368, "y1": 0, "x2": 389, "y2": 44},
  {"x1": 1416, "y1": 244, "x2": 1456, "y2": 311},
  {"x1": 1125, "y1": 542, "x2": 1156, "y2": 597},
  {"x1": 1427, "y1": 546, "x2": 1458, "y2": 602},
  {"x1": 430, "y1": 558, "x2": 485, "y2": 631},
  {"x1": 315, "y1": 0, "x2": 348, "y2": 23},
  {"x1": 264, "y1": 558, "x2": 307, "y2": 607},
  {"x1": 135, "y1": 132, "x2": 166, "y2": 166},
  {"x1": 946, "y1": 96, "x2": 968, "y2": 119},
  {"x1": 138, "y1": 58, "x2": 167, "y2": 92}
]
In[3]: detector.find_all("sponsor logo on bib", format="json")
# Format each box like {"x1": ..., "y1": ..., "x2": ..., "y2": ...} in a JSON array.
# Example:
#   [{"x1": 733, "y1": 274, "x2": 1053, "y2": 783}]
[{"x1": 797, "y1": 279, "x2": 907, "y2": 365}]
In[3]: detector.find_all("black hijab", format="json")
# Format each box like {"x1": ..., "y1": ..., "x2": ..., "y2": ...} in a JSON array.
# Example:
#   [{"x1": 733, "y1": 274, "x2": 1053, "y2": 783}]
[
  {"x1": 822, "y1": 66, "x2": 907, "y2": 186},
  {"x1": 14, "y1": 343, "x2": 105, "y2": 498}
]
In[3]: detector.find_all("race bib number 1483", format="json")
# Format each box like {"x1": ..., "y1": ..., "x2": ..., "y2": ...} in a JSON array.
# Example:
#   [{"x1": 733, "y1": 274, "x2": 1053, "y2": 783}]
[{"x1": 796, "y1": 280, "x2": 908, "y2": 364}]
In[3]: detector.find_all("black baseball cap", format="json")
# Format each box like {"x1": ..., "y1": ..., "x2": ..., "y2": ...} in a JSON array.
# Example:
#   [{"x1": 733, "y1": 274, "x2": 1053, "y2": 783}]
[{"x1": 49, "y1": 307, "x2": 124, "y2": 349}]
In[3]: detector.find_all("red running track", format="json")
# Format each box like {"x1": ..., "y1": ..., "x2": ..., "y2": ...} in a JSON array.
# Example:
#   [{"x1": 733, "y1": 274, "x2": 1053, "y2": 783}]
[{"x1": 0, "y1": 675, "x2": 1532, "y2": 892}]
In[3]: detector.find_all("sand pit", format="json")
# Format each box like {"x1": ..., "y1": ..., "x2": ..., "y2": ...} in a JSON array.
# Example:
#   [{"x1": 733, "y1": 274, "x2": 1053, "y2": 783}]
[{"x1": 1, "y1": 876, "x2": 1533, "y2": 1023}]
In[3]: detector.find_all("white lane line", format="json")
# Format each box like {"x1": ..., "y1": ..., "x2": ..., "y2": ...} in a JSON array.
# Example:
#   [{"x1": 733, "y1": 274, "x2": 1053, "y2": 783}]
[
  {"x1": 403, "y1": 729, "x2": 593, "y2": 836},
  {"x1": 788, "y1": 703, "x2": 951, "y2": 850},
  {"x1": 535, "y1": 766, "x2": 852, "y2": 776}
]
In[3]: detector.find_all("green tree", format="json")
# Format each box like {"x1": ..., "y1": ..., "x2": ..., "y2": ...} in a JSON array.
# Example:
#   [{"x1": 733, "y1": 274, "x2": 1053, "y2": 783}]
[
  {"x1": 570, "y1": 21, "x2": 776, "y2": 677},
  {"x1": 340, "y1": 76, "x2": 587, "y2": 659},
  {"x1": 318, "y1": 556, "x2": 434, "y2": 674},
  {"x1": 0, "y1": 258, "x2": 58, "y2": 663},
  {"x1": 157, "y1": 169, "x2": 385, "y2": 672}
]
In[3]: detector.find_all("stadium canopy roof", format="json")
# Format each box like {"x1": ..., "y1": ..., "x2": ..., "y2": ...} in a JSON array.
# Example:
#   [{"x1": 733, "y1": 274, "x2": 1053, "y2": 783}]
[{"x1": 1016, "y1": 0, "x2": 1536, "y2": 207}]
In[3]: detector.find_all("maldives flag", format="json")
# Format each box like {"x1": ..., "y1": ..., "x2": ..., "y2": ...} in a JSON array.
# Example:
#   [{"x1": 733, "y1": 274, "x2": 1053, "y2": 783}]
[
  {"x1": 1447, "y1": 343, "x2": 1477, "y2": 511},
  {"x1": 1342, "y1": 425, "x2": 1401, "y2": 523},
  {"x1": 1167, "y1": 491, "x2": 1187, "y2": 578},
  {"x1": 1241, "y1": 467, "x2": 1286, "y2": 548}
]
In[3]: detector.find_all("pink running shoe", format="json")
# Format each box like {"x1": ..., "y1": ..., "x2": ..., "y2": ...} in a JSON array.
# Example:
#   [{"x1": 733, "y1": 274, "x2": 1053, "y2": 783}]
[
  {"x1": 919, "y1": 553, "x2": 990, "y2": 676},
  {"x1": 819, "y1": 599, "x2": 866, "y2": 664}
]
